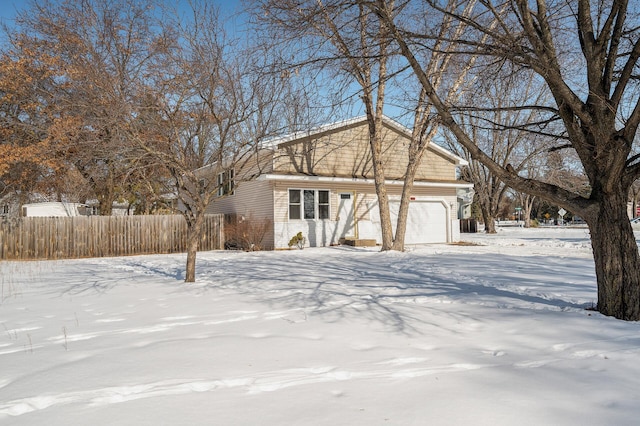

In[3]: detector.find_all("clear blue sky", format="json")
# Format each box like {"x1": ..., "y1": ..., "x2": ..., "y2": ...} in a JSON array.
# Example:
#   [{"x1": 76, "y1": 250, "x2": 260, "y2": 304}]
[
  {"x1": 0, "y1": 0, "x2": 244, "y2": 32},
  {"x1": 0, "y1": 0, "x2": 19, "y2": 26},
  {"x1": 0, "y1": 0, "x2": 398, "y2": 123},
  {"x1": 0, "y1": 0, "x2": 247, "y2": 48}
]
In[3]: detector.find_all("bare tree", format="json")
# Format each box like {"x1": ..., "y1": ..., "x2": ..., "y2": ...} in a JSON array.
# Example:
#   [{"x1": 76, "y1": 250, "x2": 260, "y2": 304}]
[
  {"x1": 373, "y1": 0, "x2": 640, "y2": 320},
  {"x1": 443, "y1": 68, "x2": 556, "y2": 233},
  {"x1": 134, "y1": 2, "x2": 283, "y2": 282},
  {"x1": 391, "y1": 0, "x2": 482, "y2": 249},
  {"x1": 255, "y1": 0, "x2": 481, "y2": 251},
  {"x1": 254, "y1": 0, "x2": 400, "y2": 248}
]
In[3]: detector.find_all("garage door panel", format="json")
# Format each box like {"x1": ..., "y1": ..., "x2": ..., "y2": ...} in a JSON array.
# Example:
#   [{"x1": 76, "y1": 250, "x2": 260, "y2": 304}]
[
  {"x1": 402, "y1": 201, "x2": 447, "y2": 244},
  {"x1": 370, "y1": 200, "x2": 448, "y2": 244}
]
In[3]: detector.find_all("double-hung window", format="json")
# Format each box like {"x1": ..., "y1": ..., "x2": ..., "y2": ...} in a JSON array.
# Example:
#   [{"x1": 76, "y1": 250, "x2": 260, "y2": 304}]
[
  {"x1": 289, "y1": 189, "x2": 329, "y2": 220},
  {"x1": 217, "y1": 169, "x2": 235, "y2": 197}
]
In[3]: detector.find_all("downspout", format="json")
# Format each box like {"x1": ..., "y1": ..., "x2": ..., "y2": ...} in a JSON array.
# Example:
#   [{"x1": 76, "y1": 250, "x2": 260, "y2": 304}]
[
  {"x1": 445, "y1": 200, "x2": 453, "y2": 243},
  {"x1": 353, "y1": 191, "x2": 359, "y2": 239}
]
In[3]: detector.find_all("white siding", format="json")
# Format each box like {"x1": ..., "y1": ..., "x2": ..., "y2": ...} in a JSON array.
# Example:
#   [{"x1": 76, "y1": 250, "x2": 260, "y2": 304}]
[
  {"x1": 207, "y1": 179, "x2": 275, "y2": 249},
  {"x1": 270, "y1": 178, "x2": 461, "y2": 248}
]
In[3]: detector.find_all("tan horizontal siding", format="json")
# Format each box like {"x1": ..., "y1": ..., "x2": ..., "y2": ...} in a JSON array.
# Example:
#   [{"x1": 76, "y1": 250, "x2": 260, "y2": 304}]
[
  {"x1": 273, "y1": 124, "x2": 371, "y2": 177},
  {"x1": 235, "y1": 149, "x2": 274, "y2": 179},
  {"x1": 272, "y1": 122, "x2": 457, "y2": 181}
]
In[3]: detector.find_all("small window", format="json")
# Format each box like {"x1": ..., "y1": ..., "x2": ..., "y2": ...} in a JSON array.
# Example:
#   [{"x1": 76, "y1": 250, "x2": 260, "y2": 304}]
[
  {"x1": 303, "y1": 190, "x2": 315, "y2": 219},
  {"x1": 318, "y1": 190, "x2": 329, "y2": 219},
  {"x1": 289, "y1": 189, "x2": 301, "y2": 220},
  {"x1": 217, "y1": 169, "x2": 235, "y2": 197},
  {"x1": 1, "y1": 205, "x2": 8, "y2": 215}
]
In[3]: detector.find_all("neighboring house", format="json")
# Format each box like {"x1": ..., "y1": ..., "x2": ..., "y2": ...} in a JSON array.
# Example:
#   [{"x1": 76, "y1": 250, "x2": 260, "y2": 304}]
[
  {"x1": 0, "y1": 195, "x2": 18, "y2": 218},
  {"x1": 628, "y1": 201, "x2": 639, "y2": 219},
  {"x1": 1, "y1": 192, "x2": 36, "y2": 218},
  {"x1": 17, "y1": 201, "x2": 134, "y2": 217},
  {"x1": 85, "y1": 200, "x2": 135, "y2": 216},
  {"x1": 22, "y1": 202, "x2": 90, "y2": 217},
  {"x1": 207, "y1": 116, "x2": 473, "y2": 249}
]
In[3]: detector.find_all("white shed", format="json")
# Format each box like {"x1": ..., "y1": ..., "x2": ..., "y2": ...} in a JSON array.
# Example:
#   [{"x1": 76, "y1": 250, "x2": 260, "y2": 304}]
[{"x1": 22, "y1": 202, "x2": 89, "y2": 217}]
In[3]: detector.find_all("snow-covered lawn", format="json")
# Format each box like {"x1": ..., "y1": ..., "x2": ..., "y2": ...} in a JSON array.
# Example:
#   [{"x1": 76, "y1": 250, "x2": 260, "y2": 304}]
[{"x1": 1, "y1": 227, "x2": 639, "y2": 425}]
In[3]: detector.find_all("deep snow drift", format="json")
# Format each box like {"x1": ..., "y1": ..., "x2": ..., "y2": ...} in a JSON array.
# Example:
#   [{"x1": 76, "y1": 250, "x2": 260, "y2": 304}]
[{"x1": 1, "y1": 227, "x2": 639, "y2": 425}]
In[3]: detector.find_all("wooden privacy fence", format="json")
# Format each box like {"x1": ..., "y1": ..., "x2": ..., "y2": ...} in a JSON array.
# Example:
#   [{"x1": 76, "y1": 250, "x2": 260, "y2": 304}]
[{"x1": 0, "y1": 214, "x2": 224, "y2": 260}]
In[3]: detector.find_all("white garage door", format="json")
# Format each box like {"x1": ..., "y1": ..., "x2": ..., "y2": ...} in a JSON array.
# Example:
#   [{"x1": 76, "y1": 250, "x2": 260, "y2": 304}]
[
  {"x1": 396, "y1": 200, "x2": 448, "y2": 244},
  {"x1": 369, "y1": 200, "x2": 448, "y2": 244}
]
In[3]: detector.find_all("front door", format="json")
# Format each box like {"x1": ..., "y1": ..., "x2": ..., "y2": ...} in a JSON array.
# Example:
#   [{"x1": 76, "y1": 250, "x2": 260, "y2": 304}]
[{"x1": 337, "y1": 193, "x2": 356, "y2": 239}]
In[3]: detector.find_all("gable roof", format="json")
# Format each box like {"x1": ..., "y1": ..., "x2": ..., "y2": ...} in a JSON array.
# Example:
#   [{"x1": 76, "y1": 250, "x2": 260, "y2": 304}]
[{"x1": 260, "y1": 115, "x2": 468, "y2": 166}]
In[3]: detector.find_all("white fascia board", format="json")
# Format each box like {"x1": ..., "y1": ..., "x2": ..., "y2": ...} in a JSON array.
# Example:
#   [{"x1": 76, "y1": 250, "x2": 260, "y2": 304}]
[
  {"x1": 193, "y1": 146, "x2": 271, "y2": 173},
  {"x1": 429, "y1": 144, "x2": 469, "y2": 166},
  {"x1": 366, "y1": 116, "x2": 469, "y2": 166},
  {"x1": 257, "y1": 174, "x2": 474, "y2": 189},
  {"x1": 193, "y1": 162, "x2": 217, "y2": 173}
]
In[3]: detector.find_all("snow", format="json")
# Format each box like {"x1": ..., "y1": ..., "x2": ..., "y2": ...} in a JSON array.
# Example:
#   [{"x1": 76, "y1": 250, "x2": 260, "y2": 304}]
[{"x1": 1, "y1": 226, "x2": 639, "y2": 425}]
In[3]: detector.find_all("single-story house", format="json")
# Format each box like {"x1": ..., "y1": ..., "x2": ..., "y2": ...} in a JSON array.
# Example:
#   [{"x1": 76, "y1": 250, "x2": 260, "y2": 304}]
[
  {"x1": 84, "y1": 200, "x2": 135, "y2": 216},
  {"x1": 21, "y1": 202, "x2": 90, "y2": 217},
  {"x1": 206, "y1": 116, "x2": 474, "y2": 249}
]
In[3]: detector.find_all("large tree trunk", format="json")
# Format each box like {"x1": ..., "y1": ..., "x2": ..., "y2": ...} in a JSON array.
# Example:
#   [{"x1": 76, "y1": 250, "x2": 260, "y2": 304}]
[
  {"x1": 521, "y1": 194, "x2": 535, "y2": 228},
  {"x1": 367, "y1": 123, "x2": 394, "y2": 251},
  {"x1": 94, "y1": 166, "x2": 115, "y2": 215},
  {"x1": 97, "y1": 191, "x2": 114, "y2": 216},
  {"x1": 392, "y1": 180, "x2": 413, "y2": 251},
  {"x1": 523, "y1": 203, "x2": 533, "y2": 228},
  {"x1": 587, "y1": 190, "x2": 640, "y2": 320},
  {"x1": 373, "y1": 0, "x2": 640, "y2": 321},
  {"x1": 392, "y1": 154, "x2": 421, "y2": 251},
  {"x1": 372, "y1": 161, "x2": 394, "y2": 251},
  {"x1": 184, "y1": 215, "x2": 204, "y2": 283},
  {"x1": 480, "y1": 204, "x2": 496, "y2": 234}
]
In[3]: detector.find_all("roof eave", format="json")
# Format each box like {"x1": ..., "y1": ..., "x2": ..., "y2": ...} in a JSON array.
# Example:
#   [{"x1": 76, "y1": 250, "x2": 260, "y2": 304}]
[{"x1": 257, "y1": 174, "x2": 474, "y2": 189}]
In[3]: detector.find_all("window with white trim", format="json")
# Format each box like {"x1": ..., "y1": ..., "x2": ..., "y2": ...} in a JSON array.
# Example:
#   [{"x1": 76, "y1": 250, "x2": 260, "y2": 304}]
[
  {"x1": 289, "y1": 189, "x2": 330, "y2": 220},
  {"x1": 318, "y1": 190, "x2": 329, "y2": 219},
  {"x1": 217, "y1": 169, "x2": 235, "y2": 197}
]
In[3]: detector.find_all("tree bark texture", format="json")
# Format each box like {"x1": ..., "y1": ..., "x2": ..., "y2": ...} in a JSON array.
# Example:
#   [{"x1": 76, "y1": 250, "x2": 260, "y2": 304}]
[
  {"x1": 184, "y1": 214, "x2": 205, "y2": 283},
  {"x1": 587, "y1": 191, "x2": 640, "y2": 320},
  {"x1": 392, "y1": 133, "x2": 431, "y2": 250},
  {"x1": 375, "y1": 0, "x2": 640, "y2": 319},
  {"x1": 391, "y1": 160, "x2": 419, "y2": 251},
  {"x1": 369, "y1": 131, "x2": 394, "y2": 251},
  {"x1": 480, "y1": 204, "x2": 496, "y2": 234}
]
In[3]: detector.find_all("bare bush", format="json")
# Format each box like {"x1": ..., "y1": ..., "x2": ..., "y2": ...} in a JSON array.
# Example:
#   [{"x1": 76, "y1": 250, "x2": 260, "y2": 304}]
[{"x1": 224, "y1": 215, "x2": 272, "y2": 251}]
